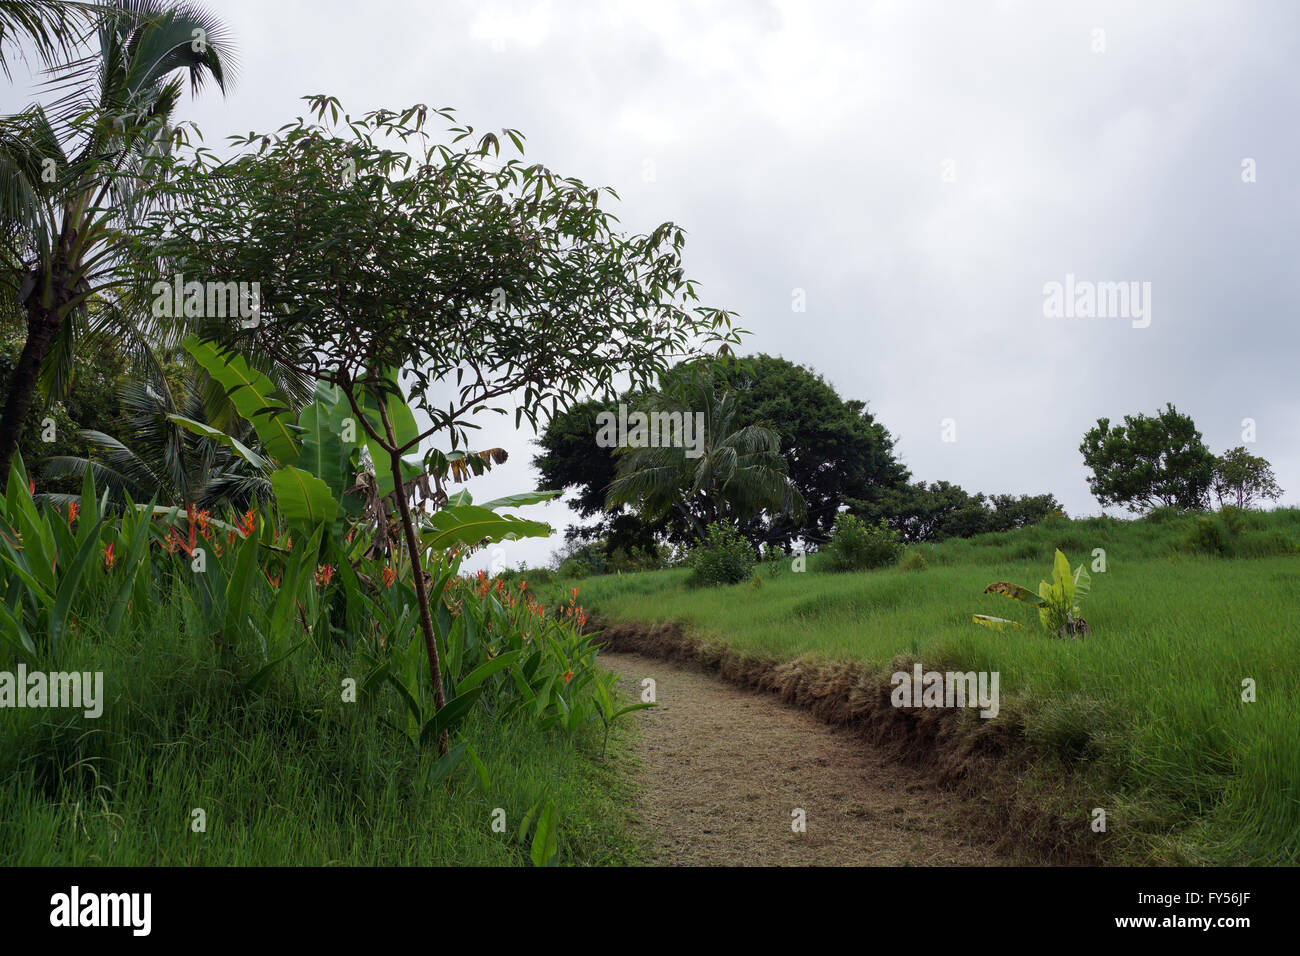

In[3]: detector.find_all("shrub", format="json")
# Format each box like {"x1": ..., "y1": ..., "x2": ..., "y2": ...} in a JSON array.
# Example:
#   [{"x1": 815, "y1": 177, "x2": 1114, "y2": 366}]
[
  {"x1": 823, "y1": 514, "x2": 902, "y2": 572},
  {"x1": 1186, "y1": 516, "x2": 1229, "y2": 556},
  {"x1": 688, "y1": 522, "x2": 756, "y2": 587},
  {"x1": 899, "y1": 550, "x2": 927, "y2": 571}
]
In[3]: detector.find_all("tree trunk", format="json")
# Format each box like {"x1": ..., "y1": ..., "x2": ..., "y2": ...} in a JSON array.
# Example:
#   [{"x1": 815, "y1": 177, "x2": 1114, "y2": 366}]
[
  {"x1": 0, "y1": 304, "x2": 60, "y2": 482},
  {"x1": 381, "y1": 410, "x2": 449, "y2": 755}
]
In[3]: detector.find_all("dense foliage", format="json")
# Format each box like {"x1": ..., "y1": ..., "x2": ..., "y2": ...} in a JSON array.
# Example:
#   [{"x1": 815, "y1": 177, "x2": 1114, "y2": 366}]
[
  {"x1": 821, "y1": 512, "x2": 902, "y2": 572},
  {"x1": 687, "y1": 520, "x2": 756, "y2": 587}
]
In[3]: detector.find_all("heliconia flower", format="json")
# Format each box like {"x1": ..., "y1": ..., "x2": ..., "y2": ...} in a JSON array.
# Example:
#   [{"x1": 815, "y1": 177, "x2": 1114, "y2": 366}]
[
  {"x1": 313, "y1": 564, "x2": 336, "y2": 587},
  {"x1": 27, "y1": 477, "x2": 34, "y2": 496},
  {"x1": 239, "y1": 509, "x2": 258, "y2": 536},
  {"x1": 67, "y1": 502, "x2": 80, "y2": 524},
  {"x1": 265, "y1": 569, "x2": 282, "y2": 588},
  {"x1": 103, "y1": 542, "x2": 116, "y2": 569},
  {"x1": 519, "y1": 580, "x2": 527, "y2": 591},
  {"x1": 563, "y1": 670, "x2": 573, "y2": 684},
  {"x1": 571, "y1": 587, "x2": 578, "y2": 600},
  {"x1": 382, "y1": 566, "x2": 397, "y2": 588}
]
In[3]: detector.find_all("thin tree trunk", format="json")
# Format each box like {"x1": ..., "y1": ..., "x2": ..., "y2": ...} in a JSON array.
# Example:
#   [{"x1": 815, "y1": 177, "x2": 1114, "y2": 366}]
[
  {"x1": 379, "y1": 401, "x2": 449, "y2": 755},
  {"x1": 0, "y1": 304, "x2": 60, "y2": 481}
]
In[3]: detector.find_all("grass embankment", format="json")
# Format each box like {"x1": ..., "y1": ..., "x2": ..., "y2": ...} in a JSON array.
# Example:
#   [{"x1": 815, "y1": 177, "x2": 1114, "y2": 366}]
[
  {"x1": 0, "y1": 596, "x2": 644, "y2": 866},
  {"x1": 555, "y1": 509, "x2": 1300, "y2": 865}
]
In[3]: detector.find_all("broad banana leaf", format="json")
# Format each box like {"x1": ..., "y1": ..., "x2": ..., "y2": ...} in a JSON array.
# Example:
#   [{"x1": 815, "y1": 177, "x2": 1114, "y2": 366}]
[
  {"x1": 184, "y1": 336, "x2": 301, "y2": 465},
  {"x1": 270, "y1": 466, "x2": 340, "y2": 532},
  {"x1": 420, "y1": 504, "x2": 552, "y2": 552},
  {"x1": 297, "y1": 383, "x2": 354, "y2": 499}
]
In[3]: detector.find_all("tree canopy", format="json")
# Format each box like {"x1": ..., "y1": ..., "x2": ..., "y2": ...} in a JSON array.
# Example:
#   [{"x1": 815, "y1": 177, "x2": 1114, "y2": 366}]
[{"x1": 1080, "y1": 404, "x2": 1216, "y2": 512}]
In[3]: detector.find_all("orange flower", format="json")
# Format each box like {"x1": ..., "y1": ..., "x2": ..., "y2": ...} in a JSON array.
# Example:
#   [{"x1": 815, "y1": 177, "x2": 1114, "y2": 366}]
[
  {"x1": 195, "y1": 509, "x2": 212, "y2": 538},
  {"x1": 563, "y1": 670, "x2": 573, "y2": 684},
  {"x1": 265, "y1": 569, "x2": 282, "y2": 588},
  {"x1": 239, "y1": 509, "x2": 258, "y2": 536},
  {"x1": 519, "y1": 580, "x2": 527, "y2": 591},
  {"x1": 313, "y1": 564, "x2": 336, "y2": 587},
  {"x1": 103, "y1": 542, "x2": 116, "y2": 569},
  {"x1": 67, "y1": 502, "x2": 80, "y2": 524},
  {"x1": 571, "y1": 587, "x2": 578, "y2": 600},
  {"x1": 382, "y1": 566, "x2": 397, "y2": 588}
]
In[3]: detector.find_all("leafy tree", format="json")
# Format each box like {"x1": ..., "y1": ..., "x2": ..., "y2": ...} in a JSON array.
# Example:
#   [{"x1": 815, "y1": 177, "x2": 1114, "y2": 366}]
[
  {"x1": 604, "y1": 360, "x2": 804, "y2": 541},
  {"x1": 0, "y1": 314, "x2": 129, "y2": 485},
  {"x1": 136, "y1": 95, "x2": 737, "y2": 749},
  {"x1": 1080, "y1": 404, "x2": 1216, "y2": 512},
  {"x1": 0, "y1": 0, "x2": 234, "y2": 479},
  {"x1": 1212, "y1": 446, "x2": 1283, "y2": 509},
  {"x1": 720, "y1": 354, "x2": 907, "y2": 549},
  {"x1": 849, "y1": 481, "x2": 1063, "y2": 543},
  {"x1": 535, "y1": 353, "x2": 906, "y2": 551},
  {"x1": 532, "y1": 393, "x2": 689, "y2": 552}
]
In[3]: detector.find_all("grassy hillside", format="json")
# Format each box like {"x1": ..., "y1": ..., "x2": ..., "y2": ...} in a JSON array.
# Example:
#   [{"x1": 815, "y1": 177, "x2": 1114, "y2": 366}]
[{"x1": 557, "y1": 508, "x2": 1300, "y2": 864}]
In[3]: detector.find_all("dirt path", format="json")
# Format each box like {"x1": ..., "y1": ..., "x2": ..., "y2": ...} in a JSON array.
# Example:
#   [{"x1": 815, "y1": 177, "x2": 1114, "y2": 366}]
[{"x1": 603, "y1": 650, "x2": 1007, "y2": 866}]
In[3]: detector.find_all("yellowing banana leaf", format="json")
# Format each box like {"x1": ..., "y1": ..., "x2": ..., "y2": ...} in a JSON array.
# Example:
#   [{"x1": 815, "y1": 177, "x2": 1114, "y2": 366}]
[
  {"x1": 973, "y1": 614, "x2": 1023, "y2": 632},
  {"x1": 984, "y1": 581, "x2": 1044, "y2": 605}
]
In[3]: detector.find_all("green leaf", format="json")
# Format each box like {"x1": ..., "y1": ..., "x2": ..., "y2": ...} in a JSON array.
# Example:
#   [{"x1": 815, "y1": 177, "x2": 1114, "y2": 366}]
[
  {"x1": 419, "y1": 688, "x2": 483, "y2": 746},
  {"x1": 184, "y1": 336, "x2": 301, "y2": 464},
  {"x1": 297, "y1": 384, "x2": 354, "y2": 498},
  {"x1": 420, "y1": 504, "x2": 552, "y2": 552},
  {"x1": 223, "y1": 528, "x2": 262, "y2": 651},
  {"x1": 167, "y1": 415, "x2": 270, "y2": 471},
  {"x1": 530, "y1": 802, "x2": 560, "y2": 867},
  {"x1": 269, "y1": 466, "x2": 340, "y2": 532},
  {"x1": 50, "y1": 516, "x2": 106, "y2": 654},
  {"x1": 454, "y1": 650, "x2": 521, "y2": 696},
  {"x1": 476, "y1": 490, "x2": 561, "y2": 510},
  {"x1": 426, "y1": 741, "x2": 469, "y2": 786}
]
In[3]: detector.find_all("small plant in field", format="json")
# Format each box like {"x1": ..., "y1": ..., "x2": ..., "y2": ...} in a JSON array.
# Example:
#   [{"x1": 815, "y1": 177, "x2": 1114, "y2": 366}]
[
  {"x1": 1186, "y1": 515, "x2": 1229, "y2": 556},
  {"x1": 974, "y1": 549, "x2": 1091, "y2": 638},
  {"x1": 899, "y1": 550, "x2": 927, "y2": 571},
  {"x1": 822, "y1": 513, "x2": 902, "y2": 572},
  {"x1": 687, "y1": 521, "x2": 756, "y2": 587}
]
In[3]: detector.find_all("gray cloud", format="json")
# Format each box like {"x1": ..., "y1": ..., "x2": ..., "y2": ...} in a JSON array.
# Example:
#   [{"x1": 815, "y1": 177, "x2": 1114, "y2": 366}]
[{"x1": 7, "y1": 0, "x2": 1295, "y2": 569}]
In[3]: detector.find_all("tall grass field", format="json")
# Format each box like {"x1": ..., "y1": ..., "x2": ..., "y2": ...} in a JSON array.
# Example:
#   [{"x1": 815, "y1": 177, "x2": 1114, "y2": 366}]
[{"x1": 556, "y1": 508, "x2": 1300, "y2": 864}]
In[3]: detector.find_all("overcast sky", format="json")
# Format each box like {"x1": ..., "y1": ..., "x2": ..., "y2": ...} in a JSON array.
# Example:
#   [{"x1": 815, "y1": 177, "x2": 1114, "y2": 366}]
[{"x1": 6, "y1": 0, "x2": 1297, "y2": 571}]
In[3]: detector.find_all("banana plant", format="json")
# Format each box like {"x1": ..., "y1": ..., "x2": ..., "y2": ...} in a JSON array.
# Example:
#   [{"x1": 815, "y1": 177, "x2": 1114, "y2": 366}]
[{"x1": 974, "y1": 548, "x2": 1091, "y2": 638}]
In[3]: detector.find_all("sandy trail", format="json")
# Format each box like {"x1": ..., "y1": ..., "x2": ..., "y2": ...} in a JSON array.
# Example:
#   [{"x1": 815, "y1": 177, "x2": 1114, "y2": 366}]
[{"x1": 603, "y1": 650, "x2": 1007, "y2": 866}]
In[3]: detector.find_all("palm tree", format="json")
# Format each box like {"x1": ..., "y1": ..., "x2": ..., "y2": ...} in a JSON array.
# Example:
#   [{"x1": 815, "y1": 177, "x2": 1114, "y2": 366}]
[
  {"x1": 0, "y1": 0, "x2": 234, "y2": 480},
  {"x1": 0, "y1": 1, "x2": 98, "y2": 78},
  {"x1": 605, "y1": 362, "x2": 805, "y2": 541},
  {"x1": 40, "y1": 364, "x2": 270, "y2": 510}
]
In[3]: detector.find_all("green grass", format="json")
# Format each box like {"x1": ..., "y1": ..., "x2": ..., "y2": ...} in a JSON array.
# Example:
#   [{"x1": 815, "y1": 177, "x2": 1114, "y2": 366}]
[
  {"x1": 0, "y1": 594, "x2": 645, "y2": 866},
  {"x1": 555, "y1": 509, "x2": 1300, "y2": 865}
]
